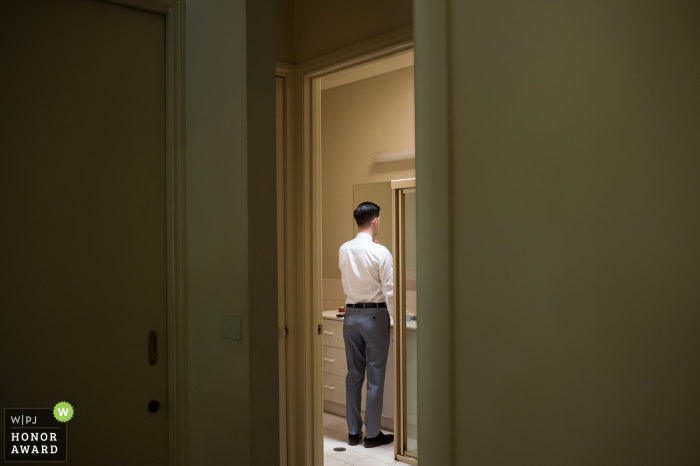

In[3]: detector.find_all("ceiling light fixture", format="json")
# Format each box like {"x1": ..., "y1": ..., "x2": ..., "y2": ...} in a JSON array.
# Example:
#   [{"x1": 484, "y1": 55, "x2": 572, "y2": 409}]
[{"x1": 371, "y1": 147, "x2": 415, "y2": 163}]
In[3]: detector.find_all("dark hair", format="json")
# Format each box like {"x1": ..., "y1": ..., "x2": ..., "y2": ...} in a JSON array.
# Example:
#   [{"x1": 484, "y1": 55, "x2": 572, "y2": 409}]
[{"x1": 354, "y1": 202, "x2": 380, "y2": 228}]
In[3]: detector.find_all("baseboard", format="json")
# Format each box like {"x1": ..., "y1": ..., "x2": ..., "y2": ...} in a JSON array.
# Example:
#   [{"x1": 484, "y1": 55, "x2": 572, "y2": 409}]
[{"x1": 323, "y1": 400, "x2": 395, "y2": 432}]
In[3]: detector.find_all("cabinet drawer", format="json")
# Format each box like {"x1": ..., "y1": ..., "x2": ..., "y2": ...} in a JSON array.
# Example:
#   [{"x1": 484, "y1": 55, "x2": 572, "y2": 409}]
[
  {"x1": 323, "y1": 372, "x2": 366, "y2": 408},
  {"x1": 322, "y1": 373, "x2": 346, "y2": 404},
  {"x1": 322, "y1": 346, "x2": 347, "y2": 377},
  {"x1": 321, "y1": 318, "x2": 345, "y2": 349}
]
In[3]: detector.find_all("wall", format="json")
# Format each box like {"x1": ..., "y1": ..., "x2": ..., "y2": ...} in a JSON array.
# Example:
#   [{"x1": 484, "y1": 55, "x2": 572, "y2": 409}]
[
  {"x1": 416, "y1": 0, "x2": 700, "y2": 465},
  {"x1": 275, "y1": 0, "x2": 294, "y2": 63},
  {"x1": 186, "y1": 0, "x2": 278, "y2": 465},
  {"x1": 295, "y1": 0, "x2": 412, "y2": 63},
  {"x1": 321, "y1": 66, "x2": 415, "y2": 313},
  {"x1": 275, "y1": 0, "x2": 413, "y2": 64}
]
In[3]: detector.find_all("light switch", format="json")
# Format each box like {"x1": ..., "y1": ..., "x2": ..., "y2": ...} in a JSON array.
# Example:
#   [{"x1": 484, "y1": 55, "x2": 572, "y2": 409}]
[{"x1": 222, "y1": 315, "x2": 241, "y2": 341}]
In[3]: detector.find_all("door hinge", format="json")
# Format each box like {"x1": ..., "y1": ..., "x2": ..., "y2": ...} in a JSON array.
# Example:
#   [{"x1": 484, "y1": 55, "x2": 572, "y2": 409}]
[{"x1": 318, "y1": 324, "x2": 323, "y2": 335}]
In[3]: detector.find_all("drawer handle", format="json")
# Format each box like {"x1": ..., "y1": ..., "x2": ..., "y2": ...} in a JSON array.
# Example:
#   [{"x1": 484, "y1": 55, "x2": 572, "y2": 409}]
[
  {"x1": 323, "y1": 358, "x2": 334, "y2": 363},
  {"x1": 324, "y1": 385, "x2": 335, "y2": 390},
  {"x1": 323, "y1": 331, "x2": 334, "y2": 336}
]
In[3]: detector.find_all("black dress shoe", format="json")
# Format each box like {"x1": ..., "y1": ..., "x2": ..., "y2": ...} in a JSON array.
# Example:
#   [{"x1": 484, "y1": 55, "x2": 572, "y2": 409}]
[
  {"x1": 348, "y1": 431, "x2": 363, "y2": 446},
  {"x1": 364, "y1": 431, "x2": 394, "y2": 448}
]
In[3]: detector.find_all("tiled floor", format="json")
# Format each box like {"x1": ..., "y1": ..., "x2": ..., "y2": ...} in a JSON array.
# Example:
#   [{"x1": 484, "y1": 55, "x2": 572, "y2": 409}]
[{"x1": 323, "y1": 412, "x2": 400, "y2": 465}]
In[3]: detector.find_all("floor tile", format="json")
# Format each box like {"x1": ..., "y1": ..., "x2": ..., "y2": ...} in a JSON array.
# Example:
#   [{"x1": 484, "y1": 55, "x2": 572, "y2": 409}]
[
  {"x1": 327, "y1": 448, "x2": 367, "y2": 463},
  {"x1": 325, "y1": 430, "x2": 349, "y2": 444},
  {"x1": 324, "y1": 417, "x2": 342, "y2": 427},
  {"x1": 323, "y1": 412, "x2": 347, "y2": 423},
  {"x1": 364, "y1": 447, "x2": 395, "y2": 459},
  {"x1": 369, "y1": 450, "x2": 397, "y2": 463},
  {"x1": 324, "y1": 455, "x2": 349, "y2": 466},
  {"x1": 326, "y1": 422, "x2": 350, "y2": 433},
  {"x1": 346, "y1": 457, "x2": 392, "y2": 466},
  {"x1": 324, "y1": 432, "x2": 348, "y2": 446},
  {"x1": 327, "y1": 445, "x2": 356, "y2": 456},
  {"x1": 325, "y1": 441, "x2": 343, "y2": 455},
  {"x1": 343, "y1": 442, "x2": 366, "y2": 452},
  {"x1": 324, "y1": 437, "x2": 347, "y2": 447}
]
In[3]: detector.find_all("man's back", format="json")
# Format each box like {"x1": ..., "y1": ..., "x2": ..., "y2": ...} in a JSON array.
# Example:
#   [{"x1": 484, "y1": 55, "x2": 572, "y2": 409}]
[
  {"x1": 338, "y1": 203, "x2": 395, "y2": 446},
  {"x1": 339, "y1": 232, "x2": 394, "y2": 317}
]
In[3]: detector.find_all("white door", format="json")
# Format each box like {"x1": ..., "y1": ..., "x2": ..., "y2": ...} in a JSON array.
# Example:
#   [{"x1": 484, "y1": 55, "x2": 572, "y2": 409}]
[{"x1": 0, "y1": 0, "x2": 169, "y2": 464}]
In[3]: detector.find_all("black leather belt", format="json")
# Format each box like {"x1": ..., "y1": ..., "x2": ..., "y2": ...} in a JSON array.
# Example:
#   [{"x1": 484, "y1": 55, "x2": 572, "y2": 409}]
[{"x1": 346, "y1": 302, "x2": 386, "y2": 309}]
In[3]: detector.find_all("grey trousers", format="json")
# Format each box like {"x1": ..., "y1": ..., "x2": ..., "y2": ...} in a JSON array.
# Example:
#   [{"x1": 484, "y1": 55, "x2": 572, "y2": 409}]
[{"x1": 343, "y1": 307, "x2": 391, "y2": 438}]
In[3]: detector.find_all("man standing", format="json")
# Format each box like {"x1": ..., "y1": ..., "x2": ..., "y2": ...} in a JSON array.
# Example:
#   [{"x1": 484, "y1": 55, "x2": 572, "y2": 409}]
[{"x1": 339, "y1": 201, "x2": 395, "y2": 448}]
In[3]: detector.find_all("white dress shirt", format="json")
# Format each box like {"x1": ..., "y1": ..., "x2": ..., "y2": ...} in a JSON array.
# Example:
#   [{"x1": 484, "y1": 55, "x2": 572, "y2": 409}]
[{"x1": 338, "y1": 232, "x2": 394, "y2": 317}]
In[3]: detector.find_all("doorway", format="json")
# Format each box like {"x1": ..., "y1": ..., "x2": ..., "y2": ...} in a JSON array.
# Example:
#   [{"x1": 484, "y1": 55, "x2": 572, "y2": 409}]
[{"x1": 297, "y1": 43, "x2": 418, "y2": 465}]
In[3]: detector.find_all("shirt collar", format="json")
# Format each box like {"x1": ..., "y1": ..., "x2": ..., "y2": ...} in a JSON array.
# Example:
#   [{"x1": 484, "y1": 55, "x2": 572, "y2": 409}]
[{"x1": 356, "y1": 232, "x2": 373, "y2": 241}]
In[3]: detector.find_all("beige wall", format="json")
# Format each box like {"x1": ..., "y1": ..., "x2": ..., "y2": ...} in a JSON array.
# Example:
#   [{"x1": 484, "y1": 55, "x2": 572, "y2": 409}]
[
  {"x1": 186, "y1": 0, "x2": 277, "y2": 465},
  {"x1": 416, "y1": 0, "x2": 700, "y2": 465},
  {"x1": 321, "y1": 66, "x2": 415, "y2": 283},
  {"x1": 276, "y1": 0, "x2": 413, "y2": 63}
]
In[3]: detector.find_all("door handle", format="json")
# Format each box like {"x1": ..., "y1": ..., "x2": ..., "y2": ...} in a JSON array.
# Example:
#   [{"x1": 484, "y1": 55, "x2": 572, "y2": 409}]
[
  {"x1": 323, "y1": 331, "x2": 334, "y2": 336},
  {"x1": 323, "y1": 385, "x2": 335, "y2": 390},
  {"x1": 148, "y1": 331, "x2": 157, "y2": 365},
  {"x1": 323, "y1": 358, "x2": 334, "y2": 363}
]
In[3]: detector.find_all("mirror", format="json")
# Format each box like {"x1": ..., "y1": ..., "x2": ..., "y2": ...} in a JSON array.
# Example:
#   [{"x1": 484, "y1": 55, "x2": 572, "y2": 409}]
[{"x1": 352, "y1": 181, "x2": 393, "y2": 254}]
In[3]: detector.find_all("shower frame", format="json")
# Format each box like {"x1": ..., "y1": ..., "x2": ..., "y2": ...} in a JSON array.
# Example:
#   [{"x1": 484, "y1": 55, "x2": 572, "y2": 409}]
[{"x1": 392, "y1": 178, "x2": 418, "y2": 465}]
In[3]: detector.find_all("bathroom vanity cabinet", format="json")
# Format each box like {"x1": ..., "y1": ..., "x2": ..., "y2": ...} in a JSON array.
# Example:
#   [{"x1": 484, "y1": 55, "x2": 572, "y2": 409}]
[{"x1": 321, "y1": 310, "x2": 395, "y2": 431}]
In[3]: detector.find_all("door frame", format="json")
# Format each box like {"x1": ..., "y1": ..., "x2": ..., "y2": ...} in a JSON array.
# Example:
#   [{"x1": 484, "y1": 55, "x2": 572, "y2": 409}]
[
  {"x1": 276, "y1": 62, "x2": 296, "y2": 465},
  {"x1": 102, "y1": 1, "x2": 188, "y2": 465},
  {"x1": 288, "y1": 26, "x2": 414, "y2": 465}
]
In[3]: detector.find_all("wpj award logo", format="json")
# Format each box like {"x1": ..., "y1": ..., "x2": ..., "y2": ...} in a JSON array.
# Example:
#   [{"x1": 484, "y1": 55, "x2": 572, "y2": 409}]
[{"x1": 4, "y1": 402, "x2": 72, "y2": 462}]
